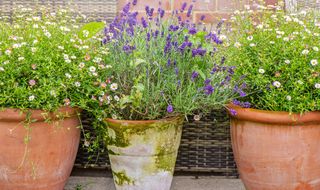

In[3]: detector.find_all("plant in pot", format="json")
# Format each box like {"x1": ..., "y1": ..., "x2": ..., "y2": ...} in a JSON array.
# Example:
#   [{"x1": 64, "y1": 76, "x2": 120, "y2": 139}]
[
  {"x1": 97, "y1": 1, "x2": 245, "y2": 189},
  {"x1": 224, "y1": 2, "x2": 320, "y2": 190},
  {"x1": 0, "y1": 6, "x2": 108, "y2": 190}
]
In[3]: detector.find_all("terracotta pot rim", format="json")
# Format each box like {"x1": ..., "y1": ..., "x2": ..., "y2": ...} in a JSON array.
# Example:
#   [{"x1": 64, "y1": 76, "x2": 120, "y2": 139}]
[
  {"x1": 0, "y1": 106, "x2": 81, "y2": 122},
  {"x1": 105, "y1": 115, "x2": 184, "y2": 125},
  {"x1": 227, "y1": 103, "x2": 320, "y2": 125}
]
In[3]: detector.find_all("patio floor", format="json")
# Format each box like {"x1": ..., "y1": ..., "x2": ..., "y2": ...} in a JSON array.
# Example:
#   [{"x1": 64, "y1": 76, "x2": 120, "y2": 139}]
[{"x1": 65, "y1": 176, "x2": 245, "y2": 190}]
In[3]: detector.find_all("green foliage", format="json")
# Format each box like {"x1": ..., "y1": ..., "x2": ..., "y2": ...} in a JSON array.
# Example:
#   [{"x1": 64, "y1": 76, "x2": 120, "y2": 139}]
[{"x1": 224, "y1": 2, "x2": 320, "y2": 113}]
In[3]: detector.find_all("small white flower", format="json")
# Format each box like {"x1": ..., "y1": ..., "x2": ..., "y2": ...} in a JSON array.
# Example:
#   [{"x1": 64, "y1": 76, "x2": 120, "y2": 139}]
[
  {"x1": 5, "y1": 49, "x2": 12, "y2": 55},
  {"x1": 79, "y1": 62, "x2": 85, "y2": 69},
  {"x1": 283, "y1": 37, "x2": 289, "y2": 41},
  {"x1": 273, "y1": 81, "x2": 281, "y2": 88},
  {"x1": 58, "y1": 46, "x2": 64, "y2": 50},
  {"x1": 234, "y1": 42, "x2": 242, "y2": 48},
  {"x1": 65, "y1": 59, "x2": 71, "y2": 63},
  {"x1": 107, "y1": 95, "x2": 112, "y2": 101},
  {"x1": 3, "y1": 61, "x2": 9, "y2": 65},
  {"x1": 75, "y1": 82, "x2": 81, "y2": 87},
  {"x1": 81, "y1": 45, "x2": 89, "y2": 49},
  {"x1": 12, "y1": 43, "x2": 21, "y2": 49},
  {"x1": 256, "y1": 24, "x2": 263, "y2": 29},
  {"x1": 286, "y1": 95, "x2": 292, "y2": 101},
  {"x1": 70, "y1": 39, "x2": 75, "y2": 43},
  {"x1": 110, "y1": 83, "x2": 118, "y2": 91},
  {"x1": 315, "y1": 83, "x2": 320, "y2": 89},
  {"x1": 50, "y1": 90, "x2": 57, "y2": 97},
  {"x1": 70, "y1": 55, "x2": 77, "y2": 59},
  {"x1": 33, "y1": 24, "x2": 39, "y2": 28},
  {"x1": 313, "y1": 47, "x2": 319, "y2": 52},
  {"x1": 247, "y1": 36, "x2": 253, "y2": 41},
  {"x1": 31, "y1": 47, "x2": 37, "y2": 53},
  {"x1": 29, "y1": 95, "x2": 35, "y2": 101},
  {"x1": 92, "y1": 72, "x2": 98, "y2": 77},
  {"x1": 44, "y1": 31, "x2": 51, "y2": 38},
  {"x1": 258, "y1": 68, "x2": 265, "y2": 74},
  {"x1": 65, "y1": 73, "x2": 72, "y2": 79},
  {"x1": 270, "y1": 41, "x2": 275, "y2": 44},
  {"x1": 32, "y1": 16, "x2": 41, "y2": 21},
  {"x1": 285, "y1": 60, "x2": 291, "y2": 64},
  {"x1": 93, "y1": 57, "x2": 102, "y2": 63},
  {"x1": 302, "y1": 49, "x2": 309, "y2": 55},
  {"x1": 219, "y1": 35, "x2": 227, "y2": 41},
  {"x1": 311, "y1": 59, "x2": 318, "y2": 66},
  {"x1": 82, "y1": 30, "x2": 89, "y2": 38},
  {"x1": 249, "y1": 43, "x2": 256, "y2": 47},
  {"x1": 33, "y1": 39, "x2": 38, "y2": 44},
  {"x1": 114, "y1": 95, "x2": 120, "y2": 102},
  {"x1": 89, "y1": 66, "x2": 96, "y2": 72},
  {"x1": 18, "y1": 57, "x2": 24, "y2": 61},
  {"x1": 0, "y1": 67, "x2": 4, "y2": 72}
]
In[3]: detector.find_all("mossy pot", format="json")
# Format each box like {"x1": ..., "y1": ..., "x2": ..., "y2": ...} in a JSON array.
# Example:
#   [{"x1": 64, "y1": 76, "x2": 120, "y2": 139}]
[{"x1": 105, "y1": 115, "x2": 184, "y2": 190}]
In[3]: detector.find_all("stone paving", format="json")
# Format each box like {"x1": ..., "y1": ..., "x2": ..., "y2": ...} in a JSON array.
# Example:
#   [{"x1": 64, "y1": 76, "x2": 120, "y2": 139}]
[{"x1": 65, "y1": 176, "x2": 246, "y2": 190}]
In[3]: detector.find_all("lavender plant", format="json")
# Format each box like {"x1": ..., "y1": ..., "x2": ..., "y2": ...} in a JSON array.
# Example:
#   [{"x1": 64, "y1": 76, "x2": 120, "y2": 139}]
[
  {"x1": 101, "y1": 1, "x2": 244, "y2": 120},
  {"x1": 225, "y1": 2, "x2": 320, "y2": 113}
]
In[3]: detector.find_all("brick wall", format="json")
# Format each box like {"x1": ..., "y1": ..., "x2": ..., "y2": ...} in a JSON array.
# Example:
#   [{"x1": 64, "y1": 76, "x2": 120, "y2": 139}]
[{"x1": 117, "y1": 0, "x2": 279, "y2": 23}]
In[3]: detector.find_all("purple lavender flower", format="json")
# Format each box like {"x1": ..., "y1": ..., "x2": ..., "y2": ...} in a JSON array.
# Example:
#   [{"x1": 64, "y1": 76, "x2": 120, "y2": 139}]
[
  {"x1": 242, "y1": 102, "x2": 251, "y2": 108},
  {"x1": 164, "y1": 41, "x2": 172, "y2": 54},
  {"x1": 232, "y1": 99, "x2": 241, "y2": 106},
  {"x1": 200, "y1": 15, "x2": 206, "y2": 21},
  {"x1": 177, "y1": 80, "x2": 181, "y2": 87},
  {"x1": 123, "y1": 44, "x2": 136, "y2": 54},
  {"x1": 167, "y1": 105, "x2": 174, "y2": 113},
  {"x1": 174, "y1": 60, "x2": 177, "y2": 66},
  {"x1": 158, "y1": 8, "x2": 165, "y2": 18},
  {"x1": 221, "y1": 57, "x2": 226, "y2": 64},
  {"x1": 204, "y1": 79, "x2": 211, "y2": 85},
  {"x1": 211, "y1": 67, "x2": 219, "y2": 74},
  {"x1": 213, "y1": 33, "x2": 223, "y2": 44},
  {"x1": 192, "y1": 48, "x2": 206, "y2": 57},
  {"x1": 191, "y1": 71, "x2": 199, "y2": 81},
  {"x1": 141, "y1": 17, "x2": 148, "y2": 28},
  {"x1": 187, "y1": 5, "x2": 193, "y2": 17},
  {"x1": 204, "y1": 85, "x2": 214, "y2": 95},
  {"x1": 167, "y1": 59, "x2": 171, "y2": 67},
  {"x1": 180, "y1": 2, "x2": 187, "y2": 12},
  {"x1": 175, "y1": 67, "x2": 179, "y2": 75},
  {"x1": 122, "y1": 3, "x2": 131, "y2": 14},
  {"x1": 239, "y1": 91, "x2": 246, "y2": 97},
  {"x1": 147, "y1": 32, "x2": 151, "y2": 41},
  {"x1": 132, "y1": 0, "x2": 137, "y2": 6},
  {"x1": 153, "y1": 30, "x2": 159, "y2": 38},
  {"x1": 229, "y1": 109, "x2": 237, "y2": 116},
  {"x1": 189, "y1": 27, "x2": 197, "y2": 35}
]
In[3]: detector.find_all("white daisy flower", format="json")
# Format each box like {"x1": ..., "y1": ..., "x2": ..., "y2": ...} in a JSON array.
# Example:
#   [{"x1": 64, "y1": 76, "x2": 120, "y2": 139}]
[
  {"x1": 89, "y1": 66, "x2": 96, "y2": 72},
  {"x1": 79, "y1": 62, "x2": 85, "y2": 69},
  {"x1": 247, "y1": 36, "x2": 253, "y2": 41},
  {"x1": 311, "y1": 59, "x2": 318, "y2": 66},
  {"x1": 273, "y1": 81, "x2": 281, "y2": 88},
  {"x1": 18, "y1": 57, "x2": 25, "y2": 61},
  {"x1": 32, "y1": 16, "x2": 41, "y2": 21},
  {"x1": 315, "y1": 83, "x2": 320, "y2": 89},
  {"x1": 283, "y1": 37, "x2": 289, "y2": 41},
  {"x1": 44, "y1": 31, "x2": 51, "y2": 38},
  {"x1": 270, "y1": 41, "x2": 275, "y2": 44},
  {"x1": 313, "y1": 47, "x2": 319, "y2": 52},
  {"x1": 114, "y1": 95, "x2": 120, "y2": 102},
  {"x1": 258, "y1": 68, "x2": 265, "y2": 74},
  {"x1": 0, "y1": 67, "x2": 4, "y2": 72},
  {"x1": 31, "y1": 47, "x2": 37, "y2": 53},
  {"x1": 249, "y1": 43, "x2": 256, "y2": 47},
  {"x1": 286, "y1": 95, "x2": 292, "y2": 101},
  {"x1": 28, "y1": 95, "x2": 35, "y2": 101},
  {"x1": 33, "y1": 24, "x2": 39, "y2": 28},
  {"x1": 75, "y1": 82, "x2": 81, "y2": 87},
  {"x1": 285, "y1": 60, "x2": 291, "y2": 64},
  {"x1": 110, "y1": 83, "x2": 118, "y2": 91},
  {"x1": 65, "y1": 59, "x2": 71, "y2": 63},
  {"x1": 33, "y1": 39, "x2": 38, "y2": 44},
  {"x1": 234, "y1": 42, "x2": 242, "y2": 48},
  {"x1": 58, "y1": 46, "x2": 64, "y2": 50},
  {"x1": 12, "y1": 43, "x2": 21, "y2": 49},
  {"x1": 65, "y1": 73, "x2": 72, "y2": 79},
  {"x1": 70, "y1": 55, "x2": 77, "y2": 59},
  {"x1": 302, "y1": 49, "x2": 309, "y2": 55},
  {"x1": 3, "y1": 61, "x2": 9, "y2": 65}
]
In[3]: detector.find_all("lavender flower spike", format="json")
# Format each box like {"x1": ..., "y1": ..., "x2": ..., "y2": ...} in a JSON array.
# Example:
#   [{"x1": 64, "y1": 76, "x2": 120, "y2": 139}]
[{"x1": 167, "y1": 105, "x2": 174, "y2": 113}]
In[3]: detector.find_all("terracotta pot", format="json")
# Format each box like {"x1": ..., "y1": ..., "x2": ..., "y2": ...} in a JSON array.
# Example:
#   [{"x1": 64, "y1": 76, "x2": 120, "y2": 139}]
[
  {"x1": 228, "y1": 104, "x2": 320, "y2": 190},
  {"x1": 105, "y1": 116, "x2": 184, "y2": 190},
  {"x1": 0, "y1": 107, "x2": 81, "y2": 190}
]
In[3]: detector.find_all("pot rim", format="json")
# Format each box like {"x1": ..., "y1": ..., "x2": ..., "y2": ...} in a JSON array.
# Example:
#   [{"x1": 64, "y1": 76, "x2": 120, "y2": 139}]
[
  {"x1": 0, "y1": 106, "x2": 81, "y2": 122},
  {"x1": 227, "y1": 103, "x2": 320, "y2": 125},
  {"x1": 105, "y1": 114, "x2": 184, "y2": 125}
]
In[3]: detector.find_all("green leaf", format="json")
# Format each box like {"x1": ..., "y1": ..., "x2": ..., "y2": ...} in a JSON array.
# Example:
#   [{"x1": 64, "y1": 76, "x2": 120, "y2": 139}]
[
  {"x1": 129, "y1": 58, "x2": 146, "y2": 67},
  {"x1": 79, "y1": 22, "x2": 105, "y2": 40}
]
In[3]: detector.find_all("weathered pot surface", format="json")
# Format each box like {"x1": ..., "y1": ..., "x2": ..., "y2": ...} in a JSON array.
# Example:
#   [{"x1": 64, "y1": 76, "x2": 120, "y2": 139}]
[
  {"x1": 228, "y1": 104, "x2": 320, "y2": 190},
  {"x1": 105, "y1": 116, "x2": 184, "y2": 190},
  {"x1": 0, "y1": 107, "x2": 81, "y2": 190}
]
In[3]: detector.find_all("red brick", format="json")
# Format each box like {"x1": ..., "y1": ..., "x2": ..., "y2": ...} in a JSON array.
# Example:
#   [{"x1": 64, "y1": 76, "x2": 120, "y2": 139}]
[
  {"x1": 173, "y1": 0, "x2": 216, "y2": 11},
  {"x1": 195, "y1": 12, "x2": 231, "y2": 23},
  {"x1": 117, "y1": 0, "x2": 171, "y2": 12},
  {"x1": 217, "y1": 0, "x2": 249, "y2": 12}
]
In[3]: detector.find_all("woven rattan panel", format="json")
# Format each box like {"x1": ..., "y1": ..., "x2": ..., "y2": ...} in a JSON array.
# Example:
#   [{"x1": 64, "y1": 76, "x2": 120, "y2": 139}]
[
  {"x1": 0, "y1": 0, "x2": 117, "y2": 22},
  {"x1": 75, "y1": 110, "x2": 239, "y2": 178}
]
